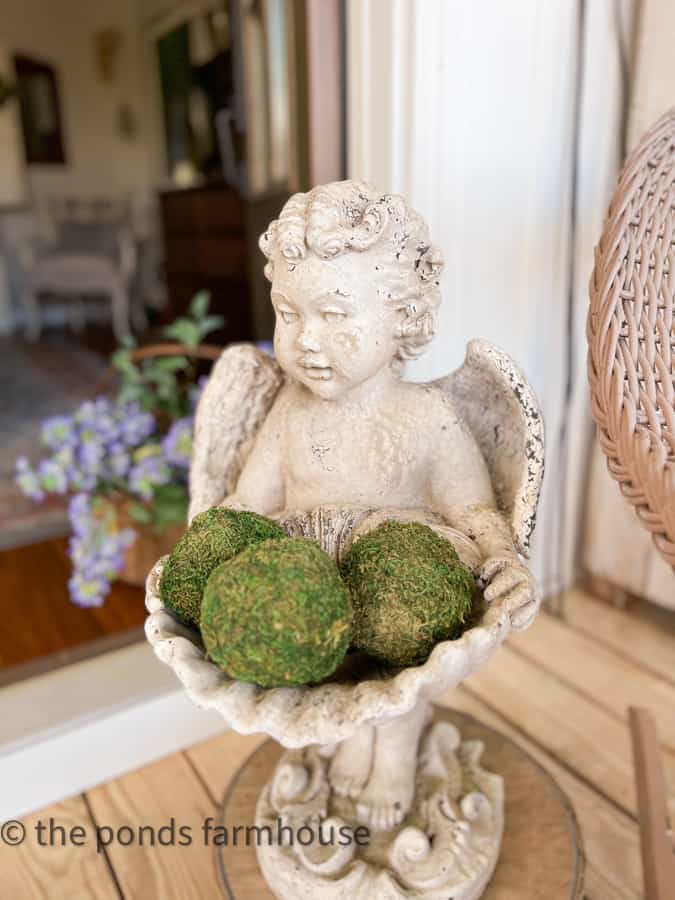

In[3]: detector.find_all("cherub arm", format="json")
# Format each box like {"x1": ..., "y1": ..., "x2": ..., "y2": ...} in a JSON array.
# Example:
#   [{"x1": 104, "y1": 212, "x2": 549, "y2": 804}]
[
  {"x1": 428, "y1": 397, "x2": 538, "y2": 630},
  {"x1": 220, "y1": 390, "x2": 286, "y2": 516}
]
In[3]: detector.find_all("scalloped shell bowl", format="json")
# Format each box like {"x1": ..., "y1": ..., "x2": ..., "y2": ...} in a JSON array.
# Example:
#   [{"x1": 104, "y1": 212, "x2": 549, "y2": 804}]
[{"x1": 144, "y1": 552, "x2": 514, "y2": 749}]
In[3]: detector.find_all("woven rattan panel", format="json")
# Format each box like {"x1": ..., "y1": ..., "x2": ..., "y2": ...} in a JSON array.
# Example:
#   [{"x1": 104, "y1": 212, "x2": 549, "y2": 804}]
[{"x1": 588, "y1": 108, "x2": 675, "y2": 569}]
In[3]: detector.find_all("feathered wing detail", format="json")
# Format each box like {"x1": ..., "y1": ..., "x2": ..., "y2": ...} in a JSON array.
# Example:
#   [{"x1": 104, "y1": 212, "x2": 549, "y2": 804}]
[
  {"x1": 434, "y1": 340, "x2": 545, "y2": 557},
  {"x1": 188, "y1": 344, "x2": 284, "y2": 522}
]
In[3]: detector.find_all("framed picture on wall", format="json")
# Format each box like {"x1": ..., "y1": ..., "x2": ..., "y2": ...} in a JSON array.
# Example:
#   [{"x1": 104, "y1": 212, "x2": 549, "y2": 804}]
[{"x1": 14, "y1": 54, "x2": 66, "y2": 164}]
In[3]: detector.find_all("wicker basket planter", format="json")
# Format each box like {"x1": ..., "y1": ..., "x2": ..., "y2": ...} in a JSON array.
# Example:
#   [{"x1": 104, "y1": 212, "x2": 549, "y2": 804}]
[{"x1": 111, "y1": 496, "x2": 185, "y2": 587}]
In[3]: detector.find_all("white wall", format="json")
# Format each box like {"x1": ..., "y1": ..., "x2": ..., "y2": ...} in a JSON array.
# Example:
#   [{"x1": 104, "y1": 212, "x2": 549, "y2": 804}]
[
  {"x1": 0, "y1": 0, "x2": 155, "y2": 204},
  {"x1": 347, "y1": 0, "x2": 632, "y2": 596}
]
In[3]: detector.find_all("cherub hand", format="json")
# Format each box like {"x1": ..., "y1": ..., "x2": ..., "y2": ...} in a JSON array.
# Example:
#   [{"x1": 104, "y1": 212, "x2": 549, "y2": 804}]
[{"x1": 478, "y1": 556, "x2": 539, "y2": 631}]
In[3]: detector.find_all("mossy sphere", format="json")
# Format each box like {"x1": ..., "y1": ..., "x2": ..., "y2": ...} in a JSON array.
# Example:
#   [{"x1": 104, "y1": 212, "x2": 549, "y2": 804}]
[
  {"x1": 160, "y1": 507, "x2": 286, "y2": 626},
  {"x1": 201, "y1": 538, "x2": 352, "y2": 688},
  {"x1": 340, "y1": 521, "x2": 475, "y2": 668}
]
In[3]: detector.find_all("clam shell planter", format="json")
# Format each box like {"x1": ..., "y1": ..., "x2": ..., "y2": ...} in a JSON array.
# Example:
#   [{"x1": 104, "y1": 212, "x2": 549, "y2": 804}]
[{"x1": 144, "y1": 552, "x2": 512, "y2": 749}]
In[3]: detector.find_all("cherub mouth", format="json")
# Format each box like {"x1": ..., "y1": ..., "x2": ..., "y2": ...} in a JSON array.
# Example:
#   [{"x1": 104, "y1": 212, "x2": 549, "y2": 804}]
[{"x1": 299, "y1": 358, "x2": 333, "y2": 380}]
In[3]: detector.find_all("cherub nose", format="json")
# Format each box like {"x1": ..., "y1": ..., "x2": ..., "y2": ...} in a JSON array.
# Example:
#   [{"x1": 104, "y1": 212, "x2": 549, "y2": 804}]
[{"x1": 296, "y1": 329, "x2": 320, "y2": 353}]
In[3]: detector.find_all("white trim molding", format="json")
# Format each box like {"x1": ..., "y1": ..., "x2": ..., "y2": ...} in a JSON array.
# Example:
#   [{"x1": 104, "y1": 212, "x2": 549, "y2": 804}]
[{"x1": 0, "y1": 642, "x2": 226, "y2": 820}]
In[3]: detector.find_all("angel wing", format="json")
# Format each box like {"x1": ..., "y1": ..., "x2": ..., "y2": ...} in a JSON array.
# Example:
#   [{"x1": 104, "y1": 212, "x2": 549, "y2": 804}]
[
  {"x1": 434, "y1": 340, "x2": 545, "y2": 557},
  {"x1": 188, "y1": 344, "x2": 284, "y2": 522}
]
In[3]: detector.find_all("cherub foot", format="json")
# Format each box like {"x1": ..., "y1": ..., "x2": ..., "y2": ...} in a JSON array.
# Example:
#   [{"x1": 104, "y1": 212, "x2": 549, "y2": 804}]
[
  {"x1": 328, "y1": 724, "x2": 374, "y2": 799},
  {"x1": 355, "y1": 767, "x2": 414, "y2": 832},
  {"x1": 355, "y1": 703, "x2": 432, "y2": 832}
]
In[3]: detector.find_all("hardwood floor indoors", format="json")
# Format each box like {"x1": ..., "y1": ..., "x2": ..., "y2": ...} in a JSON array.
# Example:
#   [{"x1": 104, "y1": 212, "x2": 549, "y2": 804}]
[{"x1": 0, "y1": 538, "x2": 146, "y2": 684}]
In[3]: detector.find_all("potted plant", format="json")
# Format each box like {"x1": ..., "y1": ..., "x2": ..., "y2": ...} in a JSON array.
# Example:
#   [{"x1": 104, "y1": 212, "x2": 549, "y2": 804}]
[{"x1": 15, "y1": 292, "x2": 223, "y2": 606}]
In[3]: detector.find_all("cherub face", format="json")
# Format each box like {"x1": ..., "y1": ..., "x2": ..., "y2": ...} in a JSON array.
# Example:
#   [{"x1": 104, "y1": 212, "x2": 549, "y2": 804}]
[{"x1": 270, "y1": 249, "x2": 402, "y2": 401}]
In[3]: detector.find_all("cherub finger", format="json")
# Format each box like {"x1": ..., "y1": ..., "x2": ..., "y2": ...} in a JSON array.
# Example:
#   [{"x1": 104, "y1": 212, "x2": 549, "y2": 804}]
[
  {"x1": 478, "y1": 556, "x2": 510, "y2": 587},
  {"x1": 510, "y1": 599, "x2": 539, "y2": 631},
  {"x1": 506, "y1": 581, "x2": 535, "y2": 609},
  {"x1": 484, "y1": 568, "x2": 525, "y2": 604}
]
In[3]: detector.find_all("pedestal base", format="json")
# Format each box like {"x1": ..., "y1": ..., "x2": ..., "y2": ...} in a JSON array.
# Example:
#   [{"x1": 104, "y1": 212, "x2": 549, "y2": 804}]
[{"x1": 216, "y1": 709, "x2": 585, "y2": 899}]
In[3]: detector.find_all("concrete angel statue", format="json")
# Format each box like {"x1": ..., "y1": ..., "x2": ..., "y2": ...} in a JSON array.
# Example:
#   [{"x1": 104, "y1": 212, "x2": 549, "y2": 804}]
[{"x1": 186, "y1": 180, "x2": 544, "y2": 834}]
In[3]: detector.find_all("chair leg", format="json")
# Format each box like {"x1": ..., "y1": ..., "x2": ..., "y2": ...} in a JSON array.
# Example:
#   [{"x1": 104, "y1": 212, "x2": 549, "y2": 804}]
[
  {"x1": 69, "y1": 298, "x2": 86, "y2": 334},
  {"x1": 22, "y1": 286, "x2": 41, "y2": 341},
  {"x1": 110, "y1": 284, "x2": 132, "y2": 343}
]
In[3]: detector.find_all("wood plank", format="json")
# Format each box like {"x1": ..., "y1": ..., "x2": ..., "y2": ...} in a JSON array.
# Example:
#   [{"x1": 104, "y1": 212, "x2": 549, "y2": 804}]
[
  {"x1": 0, "y1": 795, "x2": 119, "y2": 900},
  {"x1": 629, "y1": 707, "x2": 675, "y2": 900},
  {"x1": 441, "y1": 688, "x2": 643, "y2": 900},
  {"x1": 509, "y1": 610, "x2": 675, "y2": 752},
  {"x1": 563, "y1": 587, "x2": 675, "y2": 686},
  {"x1": 464, "y1": 642, "x2": 675, "y2": 821},
  {"x1": 86, "y1": 751, "x2": 222, "y2": 899},
  {"x1": 185, "y1": 730, "x2": 267, "y2": 803}
]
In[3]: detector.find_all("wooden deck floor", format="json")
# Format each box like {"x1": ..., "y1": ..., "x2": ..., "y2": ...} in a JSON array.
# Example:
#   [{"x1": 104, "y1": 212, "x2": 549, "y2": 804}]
[{"x1": 3, "y1": 588, "x2": 674, "y2": 899}]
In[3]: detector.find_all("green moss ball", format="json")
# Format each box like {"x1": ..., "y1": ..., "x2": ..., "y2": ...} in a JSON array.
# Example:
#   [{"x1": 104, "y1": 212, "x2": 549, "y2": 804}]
[
  {"x1": 340, "y1": 521, "x2": 475, "y2": 668},
  {"x1": 160, "y1": 507, "x2": 286, "y2": 626},
  {"x1": 201, "y1": 538, "x2": 352, "y2": 688}
]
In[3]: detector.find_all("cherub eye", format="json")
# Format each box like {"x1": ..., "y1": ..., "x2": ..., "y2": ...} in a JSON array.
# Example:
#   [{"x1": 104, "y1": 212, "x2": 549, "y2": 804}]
[
  {"x1": 322, "y1": 309, "x2": 347, "y2": 324},
  {"x1": 278, "y1": 309, "x2": 299, "y2": 324}
]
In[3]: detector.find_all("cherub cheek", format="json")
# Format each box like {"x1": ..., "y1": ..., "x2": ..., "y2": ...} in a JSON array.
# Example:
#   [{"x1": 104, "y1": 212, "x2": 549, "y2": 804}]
[{"x1": 332, "y1": 330, "x2": 360, "y2": 354}]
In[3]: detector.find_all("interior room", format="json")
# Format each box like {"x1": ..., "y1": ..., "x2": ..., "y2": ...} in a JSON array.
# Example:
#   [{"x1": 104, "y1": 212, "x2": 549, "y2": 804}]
[
  {"x1": 0, "y1": 0, "x2": 342, "y2": 662},
  {"x1": 0, "y1": 2, "x2": 673, "y2": 898}
]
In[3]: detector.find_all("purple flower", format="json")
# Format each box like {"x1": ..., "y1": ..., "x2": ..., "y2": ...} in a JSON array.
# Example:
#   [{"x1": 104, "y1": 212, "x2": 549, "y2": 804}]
[
  {"x1": 38, "y1": 458, "x2": 68, "y2": 494},
  {"x1": 74, "y1": 399, "x2": 104, "y2": 427},
  {"x1": 69, "y1": 468, "x2": 98, "y2": 492},
  {"x1": 68, "y1": 493, "x2": 91, "y2": 534},
  {"x1": 161, "y1": 418, "x2": 193, "y2": 469},
  {"x1": 53, "y1": 445, "x2": 75, "y2": 468},
  {"x1": 129, "y1": 446, "x2": 171, "y2": 500},
  {"x1": 15, "y1": 368, "x2": 207, "y2": 607},
  {"x1": 15, "y1": 457, "x2": 45, "y2": 501},
  {"x1": 66, "y1": 493, "x2": 136, "y2": 606},
  {"x1": 40, "y1": 415, "x2": 76, "y2": 450},
  {"x1": 73, "y1": 397, "x2": 123, "y2": 447},
  {"x1": 106, "y1": 441, "x2": 132, "y2": 478},
  {"x1": 77, "y1": 436, "x2": 106, "y2": 475},
  {"x1": 68, "y1": 571, "x2": 108, "y2": 607},
  {"x1": 118, "y1": 403, "x2": 155, "y2": 447}
]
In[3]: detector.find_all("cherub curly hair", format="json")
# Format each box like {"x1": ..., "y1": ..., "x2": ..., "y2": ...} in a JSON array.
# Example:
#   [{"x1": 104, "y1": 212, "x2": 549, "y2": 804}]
[{"x1": 259, "y1": 181, "x2": 444, "y2": 362}]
